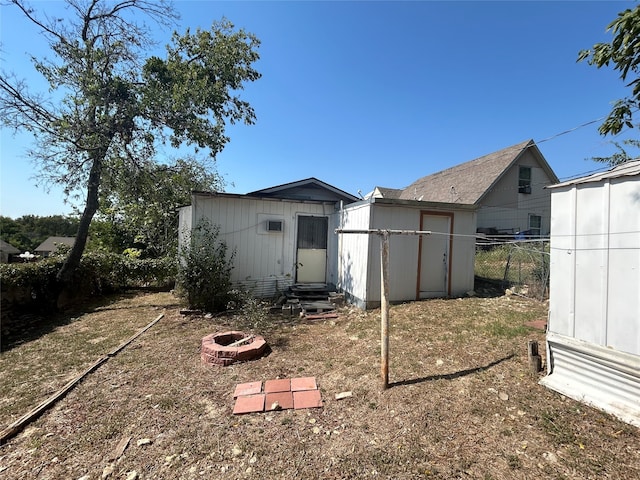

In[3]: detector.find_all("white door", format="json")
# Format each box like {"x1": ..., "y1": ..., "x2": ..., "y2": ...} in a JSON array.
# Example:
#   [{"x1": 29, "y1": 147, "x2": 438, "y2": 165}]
[
  {"x1": 296, "y1": 216, "x2": 328, "y2": 283},
  {"x1": 418, "y1": 214, "x2": 450, "y2": 298}
]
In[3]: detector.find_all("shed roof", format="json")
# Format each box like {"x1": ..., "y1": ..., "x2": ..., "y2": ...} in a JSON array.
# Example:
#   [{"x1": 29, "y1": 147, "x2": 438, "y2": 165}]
[
  {"x1": 549, "y1": 159, "x2": 640, "y2": 188},
  {"x1": 399, "y1": 140, "x2": 558, "y2": 204},
  {"x1": 246, "y1": 177, "x2": 359, "y2": 203}
]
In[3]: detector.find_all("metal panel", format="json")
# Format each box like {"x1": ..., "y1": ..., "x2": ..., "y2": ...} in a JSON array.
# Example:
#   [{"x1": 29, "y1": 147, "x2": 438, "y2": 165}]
[
  {"x1": 541, "y1": 333, "x2": 640, "y2": 427},
  {"x1": 573, "y1": 184, "x2": 607, "y2": 345},
  {"x1": 606, "y1": 177, "x2": 640, "y2": 354},
  {"x1": 545, "y1": 168, "x2": 640, "y2": 427}
]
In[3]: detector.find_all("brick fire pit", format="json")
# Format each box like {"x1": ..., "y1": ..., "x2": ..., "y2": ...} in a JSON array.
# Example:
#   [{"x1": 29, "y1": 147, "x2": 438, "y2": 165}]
[{"x1": 201, "y1": 331, "x2": 267, "y2": 366}]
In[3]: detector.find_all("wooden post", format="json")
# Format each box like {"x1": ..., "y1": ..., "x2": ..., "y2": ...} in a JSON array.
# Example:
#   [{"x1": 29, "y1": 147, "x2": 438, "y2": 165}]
[
  {"x1": 380, "y1": 231, "x2": 390, "y2": 389},
  {"x1": 333, "y1": 228, "x2": 431, "y2": 391},
  {"x1": 528, "y1": 340, "x2": 542, "y2": 373}
]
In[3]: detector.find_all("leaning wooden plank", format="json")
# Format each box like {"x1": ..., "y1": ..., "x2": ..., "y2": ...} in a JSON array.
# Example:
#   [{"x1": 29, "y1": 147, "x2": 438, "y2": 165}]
[
  {"x1": 0, "y1": 355, "x2": 109, "y2": 444},
  {"x1": 108, "y1": 312, "x2": 165, "y2": 356},
  {"x1": 0, "y1": 312, "x2": 164, "y2": 445},
  {"x1": 305, "y1": 313, "x2": 339, "y2": 320}
]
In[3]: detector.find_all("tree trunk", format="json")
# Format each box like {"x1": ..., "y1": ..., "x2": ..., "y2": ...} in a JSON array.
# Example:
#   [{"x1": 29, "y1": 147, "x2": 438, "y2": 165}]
[{"x1": 56, "y1": 157, "x2": 103, "y2": 285}]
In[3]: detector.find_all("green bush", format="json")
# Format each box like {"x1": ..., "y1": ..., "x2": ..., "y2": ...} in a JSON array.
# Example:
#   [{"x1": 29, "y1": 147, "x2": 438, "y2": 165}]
[
  {"x1": 0, "y1": 254, "x2": 177, "y2": 296},
  {"x1": 177, "y1": 219, "x2": 235, "y2": 312}
]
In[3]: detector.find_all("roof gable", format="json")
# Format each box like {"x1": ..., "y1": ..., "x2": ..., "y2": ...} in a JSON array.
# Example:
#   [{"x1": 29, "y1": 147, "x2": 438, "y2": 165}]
[
  {"x1": 0, "y1": 239, "x2": 20, "y2": 254},
  {"x1": 246, "y1": 177, "x2": 359, "y2": 203},
  {"x1": 366, "y1": 186, "x2": 403, "y2": 199},
  {"x1": 399, "y1": 140, "x2": 557, "y2": 204}
]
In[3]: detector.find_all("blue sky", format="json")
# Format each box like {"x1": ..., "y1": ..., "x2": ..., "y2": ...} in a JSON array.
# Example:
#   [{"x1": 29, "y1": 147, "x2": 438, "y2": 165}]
[{"x1": 0, "y1": 0, "x2": 636, "y2": 218}]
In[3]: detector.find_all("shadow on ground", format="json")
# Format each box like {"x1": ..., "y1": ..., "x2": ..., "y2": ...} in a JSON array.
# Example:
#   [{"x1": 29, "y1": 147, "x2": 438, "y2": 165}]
[
  {"x1": 1, "y1": 292, "x2": 147, "y2": 353},
  {"x1": 389, "y1": 353, "x2": 515, "y2": 388}
]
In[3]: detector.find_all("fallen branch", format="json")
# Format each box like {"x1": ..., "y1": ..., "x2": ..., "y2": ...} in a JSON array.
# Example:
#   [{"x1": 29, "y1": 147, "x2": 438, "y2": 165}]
[{"x1": 0, "y1": 312, "x2": 165, "y2": 445}]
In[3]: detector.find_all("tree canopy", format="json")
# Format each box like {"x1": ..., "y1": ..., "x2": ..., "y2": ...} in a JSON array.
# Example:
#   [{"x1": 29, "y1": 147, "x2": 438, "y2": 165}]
[
  {"x1": 579, "y1": 5, "x2": 640, "y2": 165},
  {"x1": 0, "y1": 215, "x2": 80, "y2": 252},
  {"x1": 94, "y1": 156, "x2": 223, "y2": 257},
  {"x1": 0, "y1": 0, "x2": 260, "y2": 283}
]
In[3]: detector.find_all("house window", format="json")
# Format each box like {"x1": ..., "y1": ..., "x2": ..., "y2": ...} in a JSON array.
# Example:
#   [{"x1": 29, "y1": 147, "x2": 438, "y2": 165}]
[
  {"x1": 529, "y1": 214, "x2": 541, "y2": 237},
  {"x1": 519, "y1": 166, "x2": 532, "y2": 194}
]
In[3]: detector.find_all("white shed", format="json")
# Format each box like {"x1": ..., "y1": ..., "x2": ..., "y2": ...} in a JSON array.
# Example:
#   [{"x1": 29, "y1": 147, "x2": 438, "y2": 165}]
[
  {"x1": 541, "y1": 160, "x2": 640, "y2": 427},
  {"x1": 338, "y1": 197, "x2": 477, "y2": 309},
  {"x1": 178, "y1": 178, "x2": 358, "y2": 297}
]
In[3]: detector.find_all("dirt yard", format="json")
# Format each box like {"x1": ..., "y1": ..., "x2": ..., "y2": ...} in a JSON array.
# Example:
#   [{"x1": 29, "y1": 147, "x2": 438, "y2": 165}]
[{"x1": 0, "y1": 291, "x2": 638, "y2": 479}]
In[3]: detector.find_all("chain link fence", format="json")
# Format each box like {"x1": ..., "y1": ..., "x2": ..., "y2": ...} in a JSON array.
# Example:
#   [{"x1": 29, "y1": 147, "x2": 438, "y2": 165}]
[{"x1": 474, "y1": 240, "x2": 550, "y2": 300}]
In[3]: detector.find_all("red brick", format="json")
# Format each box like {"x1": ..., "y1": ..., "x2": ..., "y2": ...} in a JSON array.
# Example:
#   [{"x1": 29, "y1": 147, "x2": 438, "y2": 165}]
[
  {"x1": 291, "y1": 377, "x2": 317, "y2": 392},
  {"x1": 265, "y1": 391, "x2": 294, "y2": 411},
  {"x1": 293, "y1": 389, "x2": 323, "y2": 409},
  {"x1": 232, "y1": 394, "x2": 265, "y2": 414},
  {"x1": 233, "y1": 381, "x2": 262, "y2": 398},
  {"x1": 264, "y1": 378, "x2": 291, "y2": 393}
]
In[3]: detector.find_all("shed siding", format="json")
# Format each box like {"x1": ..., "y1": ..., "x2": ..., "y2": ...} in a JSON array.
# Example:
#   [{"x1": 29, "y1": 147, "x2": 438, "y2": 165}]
[
  {"x1": 543, "y1": 167, "x2": 640, "y2": 427},
  {"x1": 188, "y1": 195, "x2": 336, "y2": 296},
  {"x1": 337, "y1": 202, "x2": 372, "y2": 308},
  {"x1": 338, "y1": 201, "x2": 475, "y2": 308},
  {"x1": 368, "y1": 204, "x2": 422, "y2": 303},
  {"x1": 549, "y1": 178, "x2": 640, "y2": 354}
]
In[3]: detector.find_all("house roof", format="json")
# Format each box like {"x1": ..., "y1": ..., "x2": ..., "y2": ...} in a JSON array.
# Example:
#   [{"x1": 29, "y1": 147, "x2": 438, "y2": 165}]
[
  {"x1": 246, "y1": 177, "x2": 359, "y2": 203},
  {"x1": 399, "y1": 140, "x2": 558, "y2": 204},
  {"x1": 35, "y1": 236, "x2": 76, "y2": 252},
  {"x1": 370, "y1": 186, "x2": 403, "y2": 199},
  {"x1": 549, "y1": 159, "x2": 640, "y2": 188},
  {"x1": 0, "y1": 239, "x2": 20, "y2": 254}
]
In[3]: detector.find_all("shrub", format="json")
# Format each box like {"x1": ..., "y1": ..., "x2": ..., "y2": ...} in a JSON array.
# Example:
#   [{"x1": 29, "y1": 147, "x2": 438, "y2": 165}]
[
  {"x1": 177, "y1": 219, "x2": 235, "y2": 312},
  {"x1": 0, "y1": 254, "x2": 177, "y2": 303}
]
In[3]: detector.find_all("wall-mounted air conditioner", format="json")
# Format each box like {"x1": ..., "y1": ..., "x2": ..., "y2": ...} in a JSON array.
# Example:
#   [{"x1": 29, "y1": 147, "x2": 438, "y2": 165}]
[{"x1": 267, "y1": 220, "x2": 283, "y2": 232}]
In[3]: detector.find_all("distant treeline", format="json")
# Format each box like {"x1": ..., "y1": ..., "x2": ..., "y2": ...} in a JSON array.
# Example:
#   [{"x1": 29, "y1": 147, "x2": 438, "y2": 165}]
[{"x1": 0, "y1": 215, "x2": 80, "y2": 252}]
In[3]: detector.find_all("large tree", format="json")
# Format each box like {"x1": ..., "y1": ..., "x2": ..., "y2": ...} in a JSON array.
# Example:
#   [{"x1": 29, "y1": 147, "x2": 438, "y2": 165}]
[
  {"x1": 579, "y1": 5, "x2": 640, "y2": 165},
  {"x1": 0, "y1": 0, "x2": 260, "y2": 283}
]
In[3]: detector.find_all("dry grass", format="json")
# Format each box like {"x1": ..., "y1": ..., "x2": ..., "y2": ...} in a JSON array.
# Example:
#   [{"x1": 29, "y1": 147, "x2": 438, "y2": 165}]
[{"x1": 0, "y1": 291, "x2": 638, "y2": 480}]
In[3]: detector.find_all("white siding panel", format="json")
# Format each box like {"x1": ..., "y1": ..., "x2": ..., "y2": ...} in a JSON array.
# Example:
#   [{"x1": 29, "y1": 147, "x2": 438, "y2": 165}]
[
  {"x1": 191, "y1": 195, "x2": 333, "y2": 296},
  {"x1": 370, "y1": 205, "x2": 421, "y2": 303},
  {"x1": 573, "y1": 184, "x2": 607, "y2": 345},
  {"x1": 545, "y1": 169, "x2": 640, "y2": 427},
  {"x1": 607, "y1": 178, "x2": 640, "y2": 354},
  {"x1": 338, "y1": 202, "x2": 372, "y2": 307},
  {"x1": 451, "y1": 211, "x2": 477, "y2": 295},
  {"x1": 549, "y1": 188, "x2": 576, "y2": 337}
]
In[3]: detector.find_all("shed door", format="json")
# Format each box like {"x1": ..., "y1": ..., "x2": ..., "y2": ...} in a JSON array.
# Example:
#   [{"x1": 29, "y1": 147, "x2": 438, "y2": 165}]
[
  {"x1": 418, "y1": 214, "x2": 451, "y2": 298},
  {"x1": 296, "y1": 216, "x2": 328, "y2": 283}
]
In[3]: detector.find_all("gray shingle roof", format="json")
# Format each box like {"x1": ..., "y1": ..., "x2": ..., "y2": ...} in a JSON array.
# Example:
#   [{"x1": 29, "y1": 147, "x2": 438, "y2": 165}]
[
  {"x1": 35, "y1": 236, "x2": 75, "y2": 253},
  {"x1": 399, "y1": 140, "x2": 550, "y2": 204},
  {"x1": 0, "y1": 239, "x2": 20, "y2": 254},
  {"x1": 374, "y1": 187, "x2": 403, "y2": 199}
]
